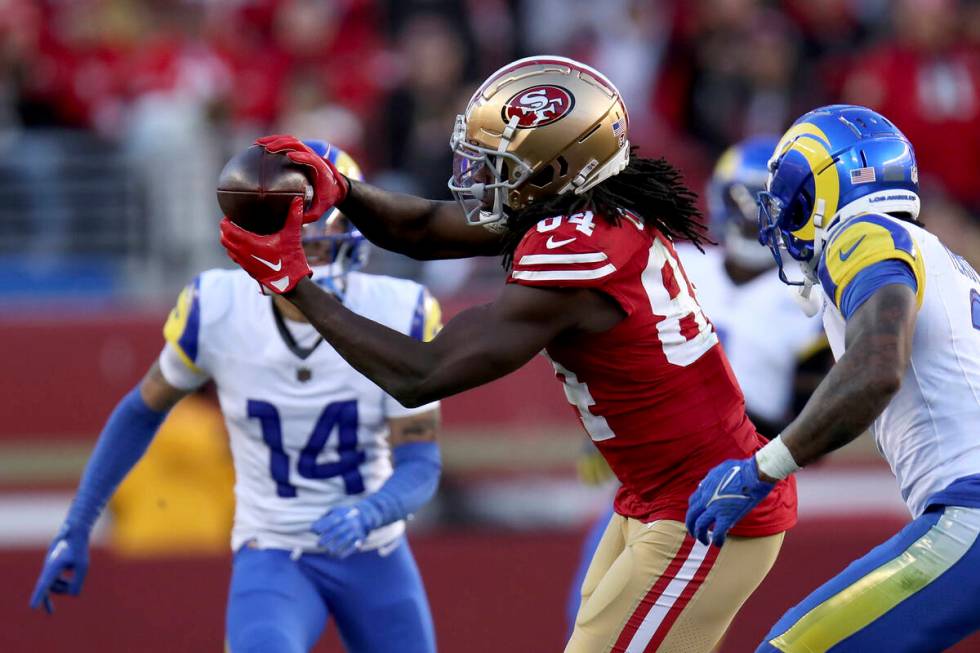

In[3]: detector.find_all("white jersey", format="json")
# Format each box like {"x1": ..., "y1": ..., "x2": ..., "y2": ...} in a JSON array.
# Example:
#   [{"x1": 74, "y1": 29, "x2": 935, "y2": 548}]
[
  {"x1": 818, "y1": 213, "x2": 980, "y2": 516},
  {"x1": 677, "y1": 244, "x2": 823, "y2": 425},
  {"x1": 158, "y1": 269, "x2": 441, "y2": 552}
]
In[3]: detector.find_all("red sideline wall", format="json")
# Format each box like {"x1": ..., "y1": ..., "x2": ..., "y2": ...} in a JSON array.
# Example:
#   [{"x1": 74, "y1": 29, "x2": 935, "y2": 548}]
[
  {"x1": 0, "y1": 305, "x2": 570, "y2": 439},
  {"x1": 5, "y1": 520, "x2": 979, "y2": 652}
]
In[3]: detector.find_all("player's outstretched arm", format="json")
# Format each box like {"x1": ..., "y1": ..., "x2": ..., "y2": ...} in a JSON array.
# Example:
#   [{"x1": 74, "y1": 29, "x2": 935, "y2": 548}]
[
  {"x1": 220, "y1": 195, "x2": 622, "y2": 401},
  {"x1": 312, "y1": 410, "x2": 443, "y2": 558},
  {"x1": 29, "y1": 364, "x2": 187, "y2": 613},
  {"x1": 287, "y1": 277, "x2": 620, "y2": 408},
  {"x1": 257, "y1": 135, "x2": 504, "y2": 260},
  {"x1": 685, "y1": 283, "x2": 917, "y2": 547},
  {"x1": 340, "y1": 180, "x2": 505, "y2": 260}
]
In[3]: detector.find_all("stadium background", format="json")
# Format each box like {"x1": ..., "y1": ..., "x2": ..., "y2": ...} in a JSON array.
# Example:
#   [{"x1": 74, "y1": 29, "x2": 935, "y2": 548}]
[{"x1": 2, "y1": 0, "x2": 980, "y2": 650}]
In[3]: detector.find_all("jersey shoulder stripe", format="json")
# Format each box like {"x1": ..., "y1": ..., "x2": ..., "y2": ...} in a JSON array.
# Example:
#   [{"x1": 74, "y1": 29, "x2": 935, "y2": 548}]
[
  {"x1": 819, "y1": 213, "x2": 925, "y2": 310},
  {"x1": 512, "y1": 265, "x2": 617, "y2": 282},
  {"x1": 163, "y1": 276, "x2": 203, "y2": 373},
  {"x1": 408, "y1": 287, "x2": 443, "y2": 342},
  {"x1": 509, "y1": 211, "x2": 646, "y2": 287},
  {"x1": 518, "y1": 252, "x2": 609, "y2": 266},
  {"x1": 162, "y1": 268, "x2": 241, "y2": 374}
]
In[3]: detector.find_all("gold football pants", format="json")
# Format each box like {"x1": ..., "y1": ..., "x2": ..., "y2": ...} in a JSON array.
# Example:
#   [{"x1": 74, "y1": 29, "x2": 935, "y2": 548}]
[{"x1": 565, "y1": 515, "x2": 784, "y2": 653}]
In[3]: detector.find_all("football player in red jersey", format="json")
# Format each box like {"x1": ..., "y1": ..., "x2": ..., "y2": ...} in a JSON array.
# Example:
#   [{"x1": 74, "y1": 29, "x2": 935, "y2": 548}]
[{"x1": 221, "y1": 56, "x2": 797, "y2": 652}]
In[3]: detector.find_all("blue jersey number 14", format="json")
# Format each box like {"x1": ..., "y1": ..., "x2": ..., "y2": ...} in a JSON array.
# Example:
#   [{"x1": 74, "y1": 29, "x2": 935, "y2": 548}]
[{"x1": 247, "y1": 399, "x2": 366, "y2": 498}]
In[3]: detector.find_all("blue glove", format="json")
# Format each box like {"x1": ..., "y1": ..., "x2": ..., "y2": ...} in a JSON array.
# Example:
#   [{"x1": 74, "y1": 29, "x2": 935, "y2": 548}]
[
  {"x1": 685, "y1": 456, "x2": 775, "y2": 547},
  {"x1": 311, "y1": 503, "x2": 382, "y2": 559},
  {"x1": 310, "y1": 441, "x2": 441, "y2": 558},
  {"x1": 29, "y1": 524, "x2": 90, "y2": 614}
]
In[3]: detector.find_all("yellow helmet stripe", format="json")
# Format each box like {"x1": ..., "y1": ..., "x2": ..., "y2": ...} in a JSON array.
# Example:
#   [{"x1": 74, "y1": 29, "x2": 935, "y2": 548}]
[
  {"x1": 776, "y1": 122, "x2": 840, "y2": 240},
  {"x1": 774, "y1": 121, "x2": 831, "y2": 160}
]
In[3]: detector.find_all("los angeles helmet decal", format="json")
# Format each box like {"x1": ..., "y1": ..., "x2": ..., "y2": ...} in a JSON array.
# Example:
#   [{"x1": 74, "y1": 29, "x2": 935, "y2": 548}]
[{"x1": 501, "y1": 85, "x2": 575, "y2": 128}]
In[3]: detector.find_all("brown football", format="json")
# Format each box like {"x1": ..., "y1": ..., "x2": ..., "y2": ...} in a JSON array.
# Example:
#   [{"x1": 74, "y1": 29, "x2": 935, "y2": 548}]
[{"x1": 216, "y1": 145, "x2": 311, "y2": 234}]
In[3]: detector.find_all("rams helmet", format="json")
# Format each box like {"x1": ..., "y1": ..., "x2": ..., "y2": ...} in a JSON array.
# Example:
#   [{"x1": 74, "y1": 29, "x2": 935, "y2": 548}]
[
  {"x1": 708, "y1": 135, "x2": 780, "y2": 270},
  {"x1": 758, "y1": 104, "x2": 919, "y2": 286}
]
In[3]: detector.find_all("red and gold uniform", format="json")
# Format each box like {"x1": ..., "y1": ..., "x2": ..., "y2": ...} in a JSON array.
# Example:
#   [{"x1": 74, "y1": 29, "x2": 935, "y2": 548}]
[{"x1": 509, "y1": 210, "x2": 796, "y2": 652}]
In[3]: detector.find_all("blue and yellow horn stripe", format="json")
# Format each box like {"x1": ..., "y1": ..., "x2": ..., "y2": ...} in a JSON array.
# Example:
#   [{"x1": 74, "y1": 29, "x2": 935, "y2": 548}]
[{"x1": 771, "y1": 122, "x2": 839, "y2": 242}]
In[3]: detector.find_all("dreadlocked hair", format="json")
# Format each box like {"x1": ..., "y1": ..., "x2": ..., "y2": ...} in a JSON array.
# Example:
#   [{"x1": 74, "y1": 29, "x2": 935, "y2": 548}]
[{"x1": 500, "y1": 150, "x2": 710, "y2": 269}]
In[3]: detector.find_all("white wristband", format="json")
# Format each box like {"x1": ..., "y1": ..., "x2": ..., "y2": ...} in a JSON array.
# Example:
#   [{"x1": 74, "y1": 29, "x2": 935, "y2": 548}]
[{"x1": 755, "y1": 435, "x2": 801, "y2": 481}]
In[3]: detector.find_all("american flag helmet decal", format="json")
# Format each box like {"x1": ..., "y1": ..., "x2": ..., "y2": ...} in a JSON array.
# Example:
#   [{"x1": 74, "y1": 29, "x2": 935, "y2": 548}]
[{"x1": 850, "y1": 167, "x2": 876, "y2": 184}]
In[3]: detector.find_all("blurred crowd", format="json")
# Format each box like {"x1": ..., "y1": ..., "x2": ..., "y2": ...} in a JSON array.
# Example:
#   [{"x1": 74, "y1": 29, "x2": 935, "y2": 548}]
[{"x1": 2, "y1": 0, "x2": 980, "y2": 297}]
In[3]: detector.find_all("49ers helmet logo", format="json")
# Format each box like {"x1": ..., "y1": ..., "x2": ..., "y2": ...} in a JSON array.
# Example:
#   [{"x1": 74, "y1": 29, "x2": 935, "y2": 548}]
[{"x1": 501, "y1": 85, "x2": 575, "y2": 128}]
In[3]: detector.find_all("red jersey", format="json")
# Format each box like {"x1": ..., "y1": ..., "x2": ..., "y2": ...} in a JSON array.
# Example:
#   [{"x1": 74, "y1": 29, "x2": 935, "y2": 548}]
[{"x1": 507, "y1": 210, "x2": 796, "y2": 536}]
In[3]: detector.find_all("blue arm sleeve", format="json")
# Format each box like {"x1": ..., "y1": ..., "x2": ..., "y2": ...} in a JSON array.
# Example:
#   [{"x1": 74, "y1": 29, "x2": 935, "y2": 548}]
[
  {"x1": 65, "y1": 386, "x2": 169, "y2": 533},
  {"x1": 358, "y1": 441, "x2": 442, "y2": 529},
  {"x1": 839, "y1": 259, "x2": 918, "y2": 320}
]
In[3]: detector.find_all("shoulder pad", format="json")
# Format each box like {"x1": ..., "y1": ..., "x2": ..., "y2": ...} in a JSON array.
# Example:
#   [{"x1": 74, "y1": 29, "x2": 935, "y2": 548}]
[
  {"x1": 819, "y1": 214, "x2": 924, "y2": 309},
  {"x1": 162, "y1": 269, "x2": 237, "y2": 371}
]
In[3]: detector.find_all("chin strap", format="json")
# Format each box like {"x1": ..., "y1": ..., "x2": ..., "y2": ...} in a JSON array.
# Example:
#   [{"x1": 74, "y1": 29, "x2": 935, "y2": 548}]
[
  {"x1": 792, "y1": 277, "x2": 823, "y2": 317},
  {"x1": 791, "y1": 198, "x2": 828, "y2": 317}
]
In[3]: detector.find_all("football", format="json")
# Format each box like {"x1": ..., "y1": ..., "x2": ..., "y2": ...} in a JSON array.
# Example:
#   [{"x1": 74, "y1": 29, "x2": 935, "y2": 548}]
[{"x1": 216, "y1": 145, "x2": 312, "y2": 234}]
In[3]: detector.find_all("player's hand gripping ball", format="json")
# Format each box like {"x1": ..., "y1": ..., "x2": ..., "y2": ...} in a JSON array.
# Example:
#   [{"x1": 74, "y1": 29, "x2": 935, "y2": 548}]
[
  {"x1": 255, "y1": 135, "x2": 350, "y2": 224},
  {"x1": 220, "y1": 197, "x2": 312, "y2": 294},
  {"x1": 29, "y1": 524, "x2": 90, "y2": 614},
  {"x1": 216, "y1": 144, "x2": 313, "y2": 235},
  {"x1": 216, "y1": 135, "x2": 350, "y2": 234}
]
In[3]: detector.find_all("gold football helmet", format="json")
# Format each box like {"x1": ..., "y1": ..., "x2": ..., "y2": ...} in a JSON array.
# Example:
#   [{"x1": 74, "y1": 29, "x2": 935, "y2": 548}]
[{"x1": 449, "y1": 55, "x2": 630, "y2": 226}]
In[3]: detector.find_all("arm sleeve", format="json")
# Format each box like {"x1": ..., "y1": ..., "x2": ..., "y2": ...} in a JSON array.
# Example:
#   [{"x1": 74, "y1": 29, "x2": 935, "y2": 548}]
[
  {"x1": 818, "y1": 215, "x2": 925, "y2": 313},
  {"x1": 65, "y1": 387, "x2": 169, "y2": 534},
  {"x1": 358, "y1": 441, "x2": 442, "y2": 529}
]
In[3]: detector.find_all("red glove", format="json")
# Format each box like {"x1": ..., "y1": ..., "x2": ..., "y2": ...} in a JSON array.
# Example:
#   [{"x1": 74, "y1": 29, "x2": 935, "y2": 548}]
[
  {"x1": 220, "y1": 197, "x2": 312, "y2": 294},
  {"x1": 255, "y1": 135, "x2": 350, "y2": 224}
]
